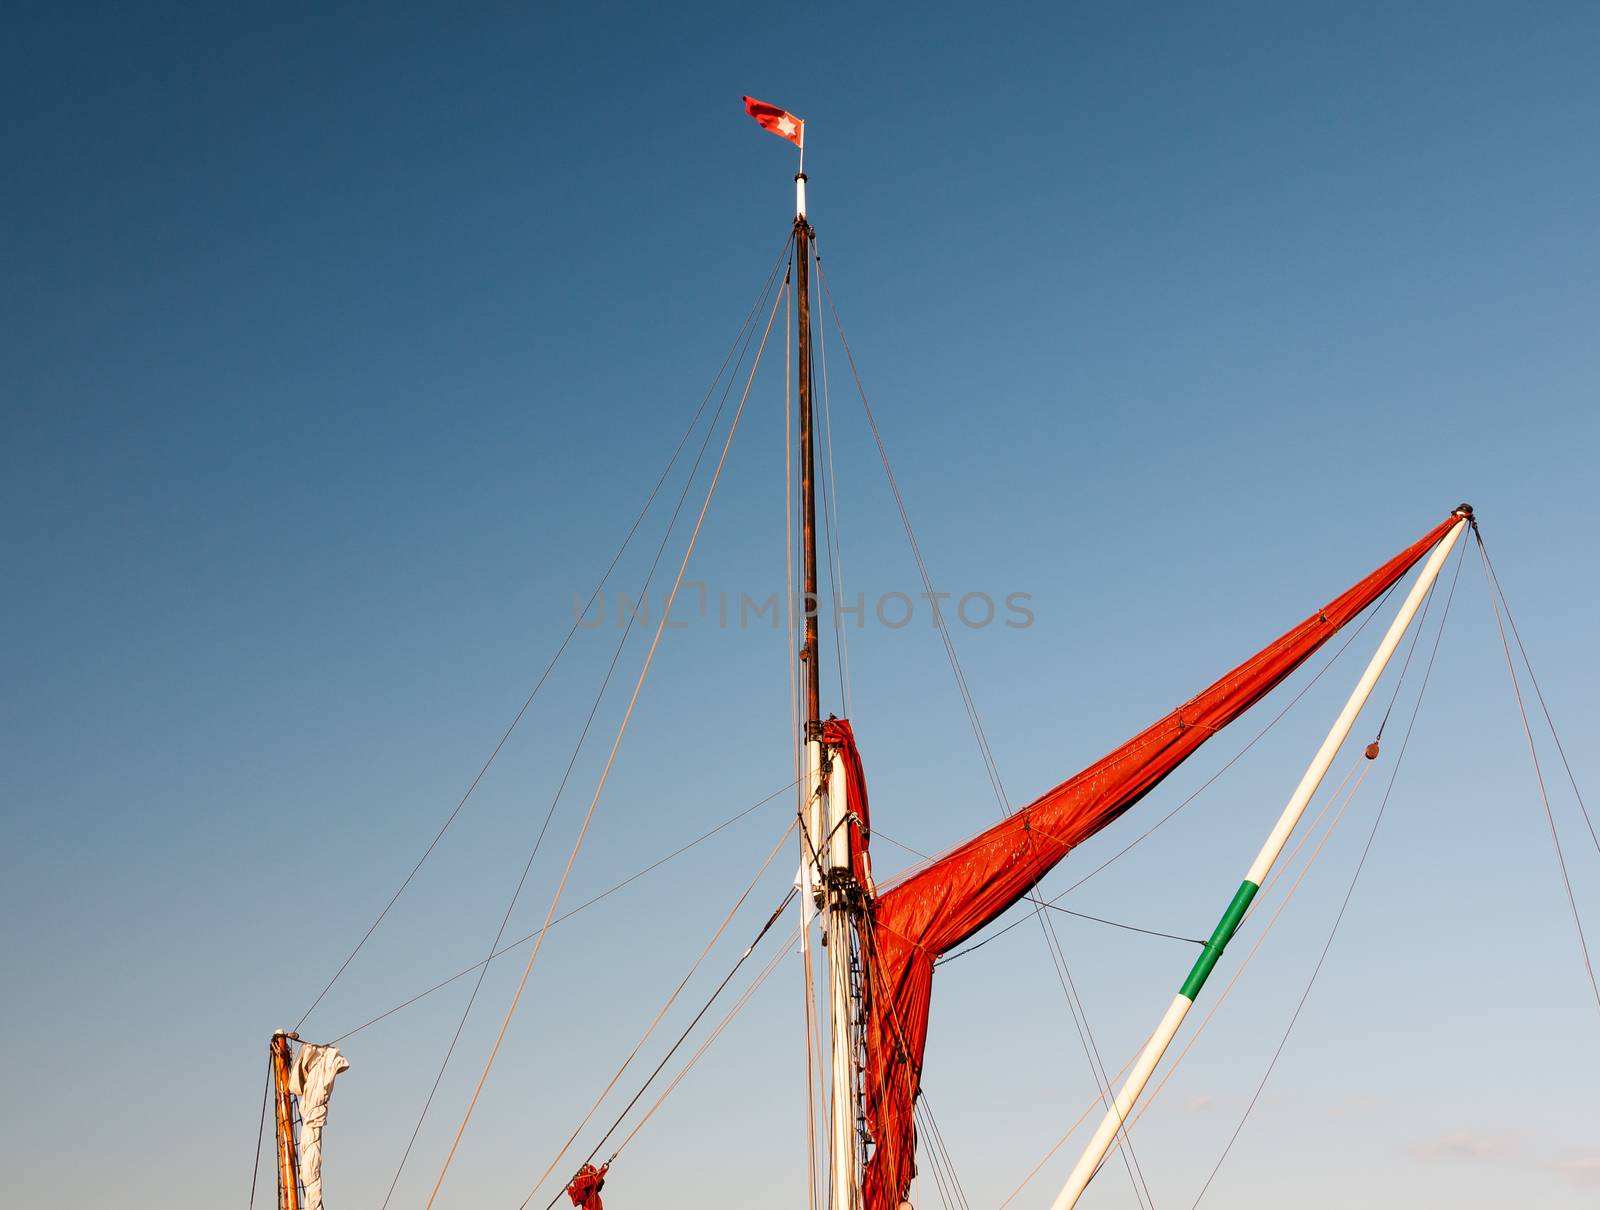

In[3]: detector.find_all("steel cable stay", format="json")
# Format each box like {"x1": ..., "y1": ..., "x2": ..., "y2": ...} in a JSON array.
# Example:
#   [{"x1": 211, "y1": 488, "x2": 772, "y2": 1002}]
[{"x1": 292, "y1": 233, "x2": 795, "y2": 1036}]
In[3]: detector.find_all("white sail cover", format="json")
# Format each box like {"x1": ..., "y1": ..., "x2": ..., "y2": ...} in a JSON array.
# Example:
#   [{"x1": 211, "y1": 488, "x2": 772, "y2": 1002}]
[{"x1": 288, "y1": 1043, "x2": 349, "y2": 1210}]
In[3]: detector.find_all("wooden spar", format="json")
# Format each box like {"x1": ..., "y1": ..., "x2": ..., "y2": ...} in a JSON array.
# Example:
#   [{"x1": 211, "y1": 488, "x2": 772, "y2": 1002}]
[
  {"x1": 271, "y1": 1031, "x2": 301, "y2": 1210},
  {"x1": 1049, "y1": 507, "x2": 1474, "y2": 1210},
  {"x1": 794, "y1": 169, "x2": 861, "y2": 1210}
]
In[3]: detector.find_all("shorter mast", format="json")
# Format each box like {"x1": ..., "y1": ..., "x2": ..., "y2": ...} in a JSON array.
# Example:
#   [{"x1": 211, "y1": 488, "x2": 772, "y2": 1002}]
[
  {"x1": 1050, "y1": 505, "x2": 1473, "y2": 1210},
  {"x1": 270, "y1": 1031, "x2": 301, "y2": 1210}
]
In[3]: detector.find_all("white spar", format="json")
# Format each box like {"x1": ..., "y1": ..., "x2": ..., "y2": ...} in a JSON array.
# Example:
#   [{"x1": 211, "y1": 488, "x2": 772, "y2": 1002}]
[{"x1": 1049, "y1": 509, "x2": 1471, "y2": 1210}]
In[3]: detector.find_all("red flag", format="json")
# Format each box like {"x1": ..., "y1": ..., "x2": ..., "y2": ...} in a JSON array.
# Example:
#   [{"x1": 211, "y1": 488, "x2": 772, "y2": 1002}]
[{"x1": 743, "y1": 95, "x2": 803, "y2": 147}]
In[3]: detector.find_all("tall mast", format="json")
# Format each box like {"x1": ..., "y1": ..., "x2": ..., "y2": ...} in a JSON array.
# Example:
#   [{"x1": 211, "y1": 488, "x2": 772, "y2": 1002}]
[
  {"x1": 271, "y1": 1031, "x2": 301, "y2": 1210},
  {"x1": 796, "y1": 173, "x2": 820, "y2": 730},
  {"x1": 795, "y1": 168, "x2": 860, "y2": 1210}
]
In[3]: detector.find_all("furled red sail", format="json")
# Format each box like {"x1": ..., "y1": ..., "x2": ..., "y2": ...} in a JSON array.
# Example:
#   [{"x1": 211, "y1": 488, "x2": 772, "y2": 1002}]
[{"x1": 856, "y1": 515, "x2": 1459, "y2": 1210}]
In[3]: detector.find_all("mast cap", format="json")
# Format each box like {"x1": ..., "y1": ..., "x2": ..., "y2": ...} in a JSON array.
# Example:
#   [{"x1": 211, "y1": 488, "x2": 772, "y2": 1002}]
[{"x1": 1452, "y1": 502, "x2": 1474, "y2": 519}]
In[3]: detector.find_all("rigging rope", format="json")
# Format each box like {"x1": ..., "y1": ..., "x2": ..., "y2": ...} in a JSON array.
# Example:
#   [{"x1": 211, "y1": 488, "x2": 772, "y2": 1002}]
[
  {"x1": 816, "y1": 249, "x2": 1159, "y2": 1210},
  {"x1": 524, "y1": 913, "x2": 806, "y2": 1210},
  {"x1": 1474, "y1": 534, "x2": 1600, "y2": 860},
  {"x1": 811, "y1": 240, "x2": 852, "y2": 717},
  {"x1": 875, "y1": 825, "x2": 1199, "y2": 944},
  {"x1": 520, "y1": 818, "x2": 798, "y2": 1204},
  {"x1": 247, "y1": 1054, "x2": 270, "y2": 1210},
  {"x1": 292, "y1": 234, "x2": 795, "y2": 1034},
  {"x1": 329, "y1": 781, "x2": 793, "y2": 1043},
  {"x1": 610, "y1": 920, "x2": 801, "y2": 1156},
  {"x1": 1038, "y1": 902, "x2": 1207, "y2": 947},
  {"x1": 381, "y1": 441, "x2": 709, "y2": 1206},
  {"x1": 938, "y1": 575, "x2": 1403, "y2": 965},
  {"x1": 1475, "y1": 530, "x2": 1600, "y2": 1018},
  {"x1": 998, "y1": 541, "x2": 1444, "y2": 1206},
  {"x1": 1186, "y1": 532, "x2": 1465, "y2": 1208},
  {"x1": 424, "y1": 255, "x2": 787, "y2": 1210},
  {"x1": 994, "y1": 750, "x2": 1370, "y2": 1210}
]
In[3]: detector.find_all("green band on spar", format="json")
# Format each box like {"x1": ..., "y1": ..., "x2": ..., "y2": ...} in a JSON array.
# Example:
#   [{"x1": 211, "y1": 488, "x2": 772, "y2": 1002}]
[{"x1": 1179, "y1": 879, "x2": 1260, "y2": 1001}]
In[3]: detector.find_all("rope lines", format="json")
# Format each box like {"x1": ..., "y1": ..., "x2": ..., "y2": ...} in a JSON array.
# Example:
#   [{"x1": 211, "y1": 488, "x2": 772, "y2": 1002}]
[
  {"x1": 915, "y1": 1089, "x2": 971, "y2": 1210},
  {"x1": 292, "y1": 234, "x2": 795, "y2": 1034},
  {"x1": 813, "y1": 248, "x2": 1009, "y2": 814},
  {"x1": 247, "y1": 1055, "x2": 270, "y2": 1210},
  {"x1": 422, "y1": 252, "x2": 788, "y2": 1210},
  {"x1": 518, "y1": 819, "x2": 797, "y2": 1206},
  {"x1": 998, "y1": 554, "x2": 1447, "y2": 1208},
  {"x1": 1186, "y1": 533, "x2": 1465, "y2": 1208},
  {"x1": 380, "y1": 477, "x2": 686, "y2": 1206},
  {"x1": 326, "y1": 783, "x2": 793, "y2": 1044},
  {"x1": 608, "y1": 917, "x2": 800, "y2": 1159},
  {"x1": 938, "y1": 576, "x2": 1402, "y2": 966},
  {"x1": 1475, "y1": 530, "x2": 1600, "y2": 1018},
  {"x1": 811, "y1": 239, "x2": 853, "y2": 717},
  {"x1": 994, "y1": 748, "x2": 1371, "y2": 1210},
  {"x1": 815, "y1": 249, "x2": 1157, "y2": 1209},
  {"x1": 1475, "y1": 535, "x2": 1599, "y2": 860}
]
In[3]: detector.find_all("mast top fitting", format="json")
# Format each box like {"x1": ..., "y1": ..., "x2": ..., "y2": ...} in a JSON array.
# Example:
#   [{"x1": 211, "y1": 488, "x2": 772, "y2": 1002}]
[
  {"x1": 1452, "y1": 502, "x2": 1474, "y2": 519},
  {"x1": 795, "y1": 172, "x2": 807, "y2": 220}
]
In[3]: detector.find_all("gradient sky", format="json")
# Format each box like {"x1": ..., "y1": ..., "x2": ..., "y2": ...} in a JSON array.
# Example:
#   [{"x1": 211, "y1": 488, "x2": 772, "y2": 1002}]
[{"x1": 4, "y1": 4, "x2": 1599, "y2": 1209}]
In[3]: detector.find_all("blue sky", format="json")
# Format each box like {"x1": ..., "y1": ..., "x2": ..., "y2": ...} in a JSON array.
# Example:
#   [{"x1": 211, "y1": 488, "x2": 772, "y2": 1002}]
[{"x1": 4, "y1": 3, "x2": 1598, "y2": 1208}]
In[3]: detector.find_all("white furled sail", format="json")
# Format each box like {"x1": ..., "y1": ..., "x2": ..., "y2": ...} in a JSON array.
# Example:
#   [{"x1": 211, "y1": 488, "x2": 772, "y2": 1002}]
[{"x1": 288, "y1": 1043, "x2": 350, "y2": 1210}]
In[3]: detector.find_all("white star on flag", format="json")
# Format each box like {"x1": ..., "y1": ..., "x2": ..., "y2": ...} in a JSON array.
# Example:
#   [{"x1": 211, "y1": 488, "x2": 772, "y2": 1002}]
[{"x1": 743, "y1": 95, "x2": 805, "y2": 148}]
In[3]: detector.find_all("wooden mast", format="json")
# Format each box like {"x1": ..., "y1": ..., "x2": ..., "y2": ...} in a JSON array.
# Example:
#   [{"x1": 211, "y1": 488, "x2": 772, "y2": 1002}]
[
  {"x1": 795, "y1": 167, "x2": 862, "y2": 1210},
  {"x1": 796, "y1": 184, "x2": 821, "y2": 730},
  {"x1": 270, "y1": 1031, "x2": 301, "y2": 1210}
]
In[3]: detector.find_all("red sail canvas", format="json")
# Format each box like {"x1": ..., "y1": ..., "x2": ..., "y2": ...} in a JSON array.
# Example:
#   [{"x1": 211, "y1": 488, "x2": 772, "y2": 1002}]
[{"x1": 854, "y1": 514, "x2": 1460, "y2": 1210}]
